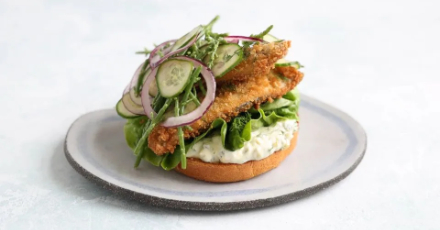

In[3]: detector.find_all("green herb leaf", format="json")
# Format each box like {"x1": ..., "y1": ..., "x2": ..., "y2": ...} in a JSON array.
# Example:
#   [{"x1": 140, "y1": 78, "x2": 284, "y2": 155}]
[
  {"x1": 135, "y1": 48, "x2": 152, "y2": 55},
  {"x1": 133, "y1": 98, "x2": 173, "y2": 159},
  {"x1": 226, "y1": 113, "x2": 251, "y2": 151},
  {"x1": 186, "y1": 118, "x2": 227, "y2": 151},
  {"x1": 175, "y1": 98, "x2": 187, "y2": 169},
  {"x1": 124, "y1": 116, "x2": 148, "y2": 149},
  {"x1": 251, "y1": 25, "x2": 274, "y2": 39},
  {"x1": 160, "y1": 149, "x2": 183, "y2": 171},
  {"x1": 142, "y1": 145, "x2": 164, "y2": 166},
  {"x1": 243, "y1": 25, "x2": 274, "y2": 48},
  {"x1": 188, "y1": 88, "x2": 301, "y2": 153}
]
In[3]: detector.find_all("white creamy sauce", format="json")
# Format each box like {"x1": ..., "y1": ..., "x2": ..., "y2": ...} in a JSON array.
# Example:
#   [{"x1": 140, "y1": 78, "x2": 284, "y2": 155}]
[{"x1": 187, "y1": 120, "x2": 298, "y2": 164}]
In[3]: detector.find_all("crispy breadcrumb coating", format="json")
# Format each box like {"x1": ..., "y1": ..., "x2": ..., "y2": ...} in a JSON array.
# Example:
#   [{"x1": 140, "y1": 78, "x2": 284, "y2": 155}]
[
  {"x1": 215, "y1": 41, "x2": 291, "y2": 84},
  {"x1": 148, "y1": 67, "x2": 304, "y2": 155}
]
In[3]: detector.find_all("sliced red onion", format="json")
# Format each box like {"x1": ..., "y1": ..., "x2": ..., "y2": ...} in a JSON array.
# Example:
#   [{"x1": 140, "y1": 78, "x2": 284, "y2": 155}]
[
  {"x1": 224, "y1": 35, "x2": 264, "y2": 43},
  {"x1": 123, "y1": 83, "x2": 130, "y2": 95},
  {"x1": 141, "y1": 56, "x2": 216, "y2": 128},
  {"x1": 141, "y1": 68, "x2": 158, "y2": 119},
  {"x1": 128, "y1": 61, "x2": 147, "y2": 105},
  {"x1": 122, "y1": 62, "x2": 142, "y2": 96},
  {"x1": 149, "y1": 39, "x2": 176, "y2": 68},
  {"x1": 129, "y1": 62, "x2": 144, "y2": 86},
  {"x1": 175, "y1": 55, "x2": 209, "y2": 68},
  {"x1": 162, "y1": 46, "x2": 173, "y2": 55},
  {"x1": 149, "y1": 33, "x2": 200, "y2": 69}
]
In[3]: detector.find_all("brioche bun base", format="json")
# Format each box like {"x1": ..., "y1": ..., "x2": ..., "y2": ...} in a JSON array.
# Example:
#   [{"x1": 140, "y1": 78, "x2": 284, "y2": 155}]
[{"x1": 175, "y1": 131, "x2": 299, "y2": 183}]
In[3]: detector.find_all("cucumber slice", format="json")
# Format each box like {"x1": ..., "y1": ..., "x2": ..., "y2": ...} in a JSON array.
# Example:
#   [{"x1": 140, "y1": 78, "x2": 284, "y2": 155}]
[
  {"x1": 116, "y1": 99, "x2": 140, "y2": 119},
  {"x1": 205, "y1": 44, "x2": 243, "y2": 78},
  {"x1": 129, "y1": 88, "x2": 141, "y2": 105},
  {"x1": 122, "y1": 93, "x2": 144, "y2": 115},
  {"x1": 275, "y1": 59, "x2": 303, "y2": 69},
  {"x1": 260, "y1": 98, "x2": 293, "y2": 111},
  {"x1": 171, "y1": 25, "x2": 203, "y2": 52},
  {"x1": 263, "y1": 34, "x2": 280, "y2": 42},
  {"x1": 156, "y1": 59, "x2": 194, "y2": 98},
  {"x1": 162, "y1": 101, "x2": 198, "y2": 120}
]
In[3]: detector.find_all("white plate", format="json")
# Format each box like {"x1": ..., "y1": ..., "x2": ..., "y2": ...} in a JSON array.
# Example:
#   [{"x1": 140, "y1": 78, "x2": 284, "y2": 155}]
[{"x1": 64, "y1": 94, "x2": 366, "y2": 211}]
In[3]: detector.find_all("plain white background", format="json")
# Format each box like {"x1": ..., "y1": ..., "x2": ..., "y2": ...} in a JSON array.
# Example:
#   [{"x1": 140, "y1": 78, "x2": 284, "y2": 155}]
[{"x1": 1, "y1": 0, "x2": 439, "y2": 229}]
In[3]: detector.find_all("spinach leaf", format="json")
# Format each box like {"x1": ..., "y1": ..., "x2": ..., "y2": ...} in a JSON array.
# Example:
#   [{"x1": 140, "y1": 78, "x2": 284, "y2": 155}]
[
  {"x1": 226, "y1": 113, "x2": 251, "y2": 151},
  {"x1": 123, "y1": 116, "x2": 148, "y2": 149}
]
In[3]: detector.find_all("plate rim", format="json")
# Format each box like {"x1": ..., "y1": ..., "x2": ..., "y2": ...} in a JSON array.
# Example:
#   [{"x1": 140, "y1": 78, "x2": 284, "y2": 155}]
[{"x1": 64, "y1": 94, "x2": 367, "y2": 211}]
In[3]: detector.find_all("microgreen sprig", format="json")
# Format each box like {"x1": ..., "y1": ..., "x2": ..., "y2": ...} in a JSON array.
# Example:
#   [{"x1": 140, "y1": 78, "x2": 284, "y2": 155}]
[{"x1": 133, "y1": 98, "x2": 173, "y2": 167}]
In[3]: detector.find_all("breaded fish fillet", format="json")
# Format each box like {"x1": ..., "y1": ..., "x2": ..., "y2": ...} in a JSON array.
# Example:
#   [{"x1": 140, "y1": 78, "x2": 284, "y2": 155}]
[
  {"x1": 216, "y1": 40, "x2": 291, "y2": 84},
  {"x1": 274, "y1": 65, "x2": 304, "y2": 83},
  {"x1": 148, "y1": 67, "x2": 304, "y2": 155}
]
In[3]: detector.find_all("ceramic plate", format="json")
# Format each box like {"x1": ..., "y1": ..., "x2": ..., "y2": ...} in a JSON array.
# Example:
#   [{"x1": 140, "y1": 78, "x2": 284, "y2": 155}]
[{"x1": 64, "y1": 94, "x2": 366, "y2": 211}]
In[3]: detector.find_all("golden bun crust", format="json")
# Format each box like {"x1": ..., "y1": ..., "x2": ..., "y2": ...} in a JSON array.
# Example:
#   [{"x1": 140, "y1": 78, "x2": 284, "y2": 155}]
[{"x1": 175, "y1": 131, "x2": 299, "y2": 183}]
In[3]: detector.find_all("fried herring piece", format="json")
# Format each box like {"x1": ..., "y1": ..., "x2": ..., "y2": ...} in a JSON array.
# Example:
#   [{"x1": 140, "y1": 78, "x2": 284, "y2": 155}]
[
  {"x1": 216, "y1": 40, "x2": 291, "y2": 84},
  {"x1": 275, "y1": 65, "x2": 304, "y2": 83},
  {"x1": 148, "y1": 67, "x2": 304, "y2": 155}
]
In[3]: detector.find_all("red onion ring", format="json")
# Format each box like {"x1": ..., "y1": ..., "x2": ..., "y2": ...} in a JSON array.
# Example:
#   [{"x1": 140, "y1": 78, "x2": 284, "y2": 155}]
[
  {"x1": 129, "y1": 62, "x2": 144, "y2": 87},
  {"x1": 149, "y1": 39, "x2": 176, "y2": 68},
  {"x1": 127, "y1": 61, "x2": 147, "y2": 105},
  {"x1": 141, "y1": 68, "x2": 158, "y2": 119},
  {"x1": 149, "y1": 33, "x2": 200, "y2": 69},
  {"x1": 141, "y1": 56, "x2": 216, "y2": 128},
  {"x1": 123, "y1": 83, "x2": 130, "y2": 95},
  {"x1": 162, "y1": 46, "x2": 173, "y2": 55},
  {"x1": 224, "y1": 35, "x2": 264, "y2": 43}
]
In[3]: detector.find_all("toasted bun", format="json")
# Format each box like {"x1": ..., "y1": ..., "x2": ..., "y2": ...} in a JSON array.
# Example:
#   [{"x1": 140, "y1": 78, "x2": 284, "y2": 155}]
[{"x1": 175, "y1": 131, "x2": 298, "y2": 183}]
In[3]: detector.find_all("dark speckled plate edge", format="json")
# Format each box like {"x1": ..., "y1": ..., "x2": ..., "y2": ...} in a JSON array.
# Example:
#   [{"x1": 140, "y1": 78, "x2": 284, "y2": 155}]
[{"x1": 64, "y1": 126, "x2": 367, "y2": 212}]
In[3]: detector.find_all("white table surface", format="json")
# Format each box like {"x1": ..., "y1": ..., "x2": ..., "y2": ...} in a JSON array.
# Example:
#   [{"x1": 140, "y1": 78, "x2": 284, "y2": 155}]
[{"x1": 1, "y1": 0, "x2": 439, "y2": 229}]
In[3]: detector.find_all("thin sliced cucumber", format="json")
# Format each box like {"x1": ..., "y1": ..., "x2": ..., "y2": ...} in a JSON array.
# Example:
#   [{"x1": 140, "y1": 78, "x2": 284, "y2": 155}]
[
  {"x1": 162, "y1": 101, "x2": 197, "y2": 120},
  {"x1": 156, "y1": 59, "x2": 194, "y2": 98},
  {"x1": 122, "y1": 93, "x2": 144, "y2": 115},
  {"x1": 260, "y1": 98, "x2": 293, "y2": 111},
  {"x1": 204, "y1": 44, "x2": 243, "y2": 78},
  {"x1": 129, "y1": 87, "x2": 141, "y2": 105},
  {"x1": 263, "y1": 34, "x2": 281, "y2": 42},
  {"x1": 275, "y1": 59, "x2": 303, "y2": 69},
  {"x1": 171, "y1": 25, "x2": 203, "y2": 52},
  {"x1": 116, "y1": 99, "x2": 140, "y2": 119}
]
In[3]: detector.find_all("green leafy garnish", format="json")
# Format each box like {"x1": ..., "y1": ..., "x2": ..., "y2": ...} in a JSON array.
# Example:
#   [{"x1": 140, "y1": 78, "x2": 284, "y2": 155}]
[
  {"x1": 133, "y1": 98, "x2": 173, "y2": 167},
  {"x1": 190, "y1": 88, "x2": 300, "y2": 152},
  {"x1": 135, "y1": 59, "x2": 151, "y2": 96},
  {"x1": 118, "y1": 16, "x2": 303, "y2": 171},
  {"x1": 161, "y1": 148, "x2": 183, "y2": 171},
  {"x1": 226, "y1": 113, "x2": 252, "y2": 151},
  {"x1": 243, "y1": 25, "x2": 274, "y2": 48},
  {"x1": 135, "y1": 48, "x2": 152, "y2": 55},
  {"x1": 124, "y1": 117, "x2": 148, "y2": 149},
  {"x1": 251, "y1": 25, "x2": 274, "y2": 39},
  {"x1": 122, "y1": 88, "x2": 300, "y2": 170}
]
